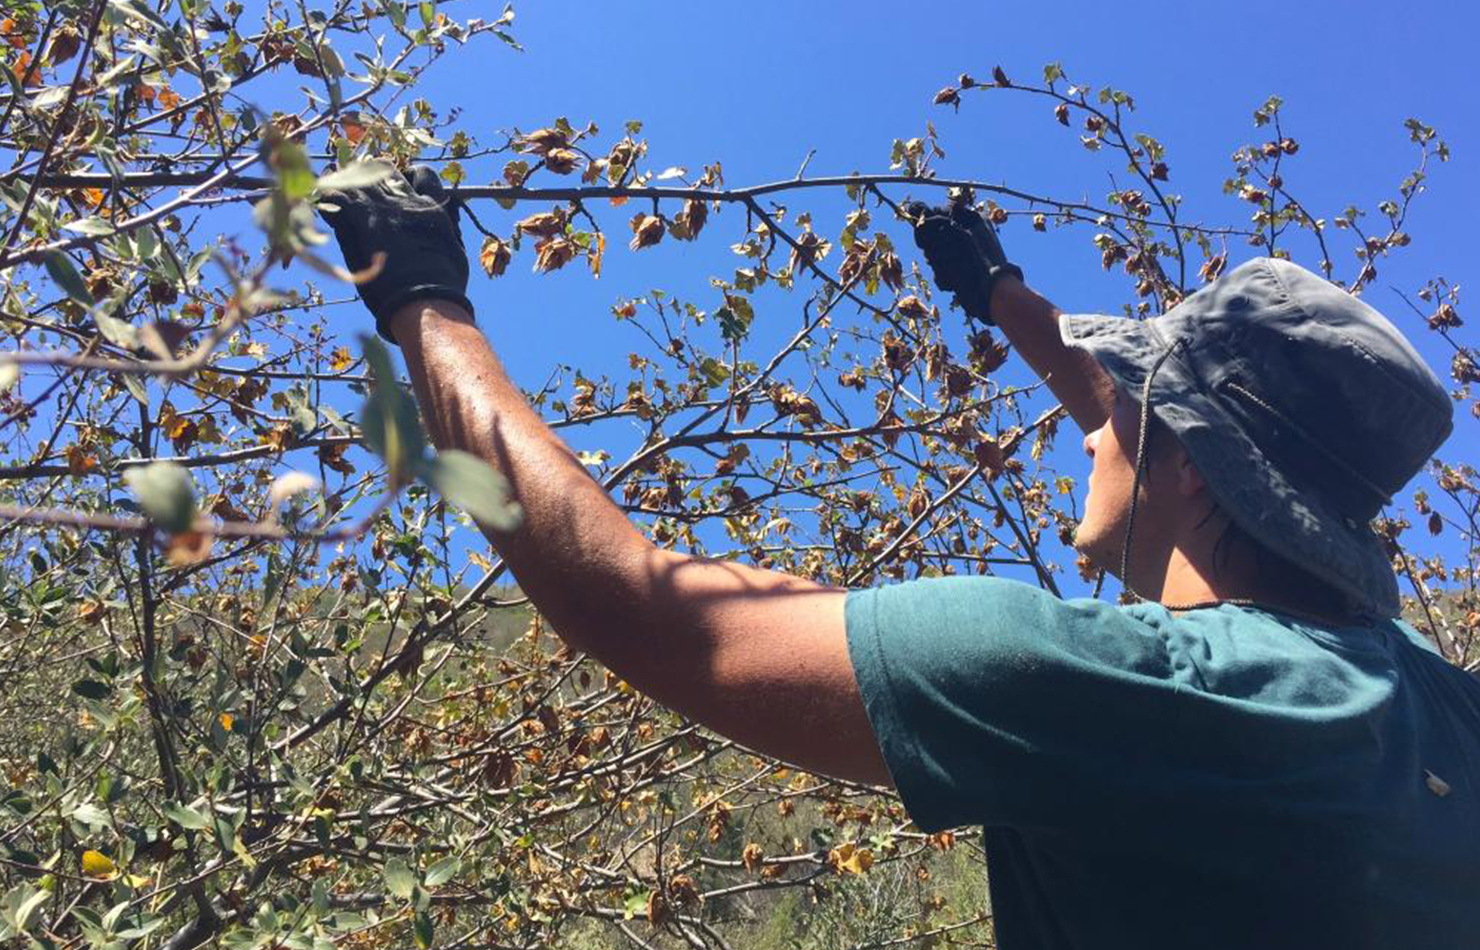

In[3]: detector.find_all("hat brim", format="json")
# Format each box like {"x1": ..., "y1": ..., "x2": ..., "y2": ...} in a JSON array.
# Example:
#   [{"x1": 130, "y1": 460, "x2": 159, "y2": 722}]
[{"x1": 1059, "y1": 312, "x2": 1400, "y2": 618}]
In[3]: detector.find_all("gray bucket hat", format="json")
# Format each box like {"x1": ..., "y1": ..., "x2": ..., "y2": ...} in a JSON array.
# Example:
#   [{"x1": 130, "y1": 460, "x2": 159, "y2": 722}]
[{"x1": 1059, "y1": 257, "x2": 1453, "y2": 619}]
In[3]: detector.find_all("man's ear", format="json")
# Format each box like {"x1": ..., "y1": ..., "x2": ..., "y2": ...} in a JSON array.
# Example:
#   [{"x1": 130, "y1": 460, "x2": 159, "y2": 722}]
[{"x1": 1174, "y1": 448, "x2": 1208, "y2": 498}]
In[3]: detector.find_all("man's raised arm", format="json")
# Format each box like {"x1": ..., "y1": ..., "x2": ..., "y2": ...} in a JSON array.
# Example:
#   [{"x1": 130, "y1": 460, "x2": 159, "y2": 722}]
[
  {"x1": 907, "y1": 199, "x2": 1115, "y2": 433},
  {"x1": 319, "y1": 165, "x2": 890, "y2": 788},
  {"x1": 990, "y1": 277, "x2": 1115, "y2": 433},
  {"x1": 390, "y1": 300, "x2": 889, "y2": 786}
]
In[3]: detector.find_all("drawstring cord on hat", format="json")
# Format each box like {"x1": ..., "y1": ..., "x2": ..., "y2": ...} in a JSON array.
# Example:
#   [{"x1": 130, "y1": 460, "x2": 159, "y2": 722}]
[{"x1": 1118, "y1": 338, "x2": 1185, "y2": 597}]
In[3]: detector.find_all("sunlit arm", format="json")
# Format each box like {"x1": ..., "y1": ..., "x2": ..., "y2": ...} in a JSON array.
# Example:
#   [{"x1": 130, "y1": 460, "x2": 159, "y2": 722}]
[
  {"x1": 989, "y1": 275, "x2": 1115, "y2": 433},
  {"x1": 388, "y1": 300, "x2": 891, "y2": 787}
]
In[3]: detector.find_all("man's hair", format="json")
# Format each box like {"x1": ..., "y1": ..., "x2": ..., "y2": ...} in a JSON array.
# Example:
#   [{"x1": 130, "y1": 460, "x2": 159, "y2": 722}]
[{"x1": 1142, "y1": 412, "x2": 1356, "y2": 619}]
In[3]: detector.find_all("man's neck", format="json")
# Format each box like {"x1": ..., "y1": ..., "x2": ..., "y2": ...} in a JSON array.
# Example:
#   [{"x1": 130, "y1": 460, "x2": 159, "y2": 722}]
[
  {"x1": 1150, "y1": 547, "x2": 1225, "y2": 608},
  {"x1": 1150, "y1": 544, "x2": 1354, "y2": 624}
]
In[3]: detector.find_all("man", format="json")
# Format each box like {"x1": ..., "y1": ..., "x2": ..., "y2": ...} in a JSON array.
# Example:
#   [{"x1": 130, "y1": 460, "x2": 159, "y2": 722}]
[{"x1": 321, "y1": 170, "x2": 1479, "y2": 949}]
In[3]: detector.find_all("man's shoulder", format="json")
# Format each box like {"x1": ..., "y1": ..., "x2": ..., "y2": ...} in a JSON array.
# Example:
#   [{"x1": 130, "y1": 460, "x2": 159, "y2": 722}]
[{"x1": 847, "y1": 576, "x2": 1410, "y2": 703}]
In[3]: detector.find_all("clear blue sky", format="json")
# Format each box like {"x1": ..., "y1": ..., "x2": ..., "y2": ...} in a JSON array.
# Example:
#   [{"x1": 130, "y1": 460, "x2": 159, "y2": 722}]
[{"x1": 424, "y1": 0, "x2": 1476, "y2": 377}]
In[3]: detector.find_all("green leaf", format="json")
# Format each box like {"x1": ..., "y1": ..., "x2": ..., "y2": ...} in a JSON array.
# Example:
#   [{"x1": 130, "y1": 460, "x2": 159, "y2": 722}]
[
  {"x1": 95, "y1": 310, "x2": 139, "y2": 350},
  {"x1": 134, "y1": 226, "x2": 157, "y2": 261},
  {"x1": 358, "y1": 335, "x2": 427, "y2": 482},
  {"x1": 312, "y1": 878, "x2": 330, "y2": 916},
  {"x1": 418, "y1": 450, "x2": 522, "y2": 532},
  {"x1": 698, "y1": 357, "x2": 731, "y2": 387},
  {"x1": 383, "y1": 857, "x2": 416, "y2": 900},
  {"x1": 122, "y1": 373, "x2": 149, "y2": 406},
  {"x1": 186, "y1": 247, "x2": 214, "y2": 283},
  {"x1": 62, "y1": 217, "x2": 116, "y2": 237},
  {"x1": 69, "y1": 803, "x2": 110, "y2": 827},
  {"x1": 123, "y1": 462, "x2": 197, "y2": 533},
  {"x1": 162, "y1": 801, "x2": 211, "y2": 831},
  {"x1": 413, "y1": 910, "x2": 434, "y2": 949},
  {"x1": 623, "y1": 890, "x2": 650, "y2": 920},
  {"x1": 269, "y1": 137, "x2": 316, "y2": 202},
  {"x1": 14, "y1": 885, "x2": 49, "y2": 933},
  {"x1": 316, "y1": 161, "x2": 395, "y2": 192},
  {"x1": 423, "y1": 856, "x2": 461, "y2": 887},
  {"x1": 71, "y1": 679, "x2": 112, "y2": 700},
  {"x1": 109, "y1": 0, "x2": 168, "y2": 29},
  {"x1": 115, "y1": 916, "x2": 166, "y2": 940},
  {"x1": 94, "y1": 54, "x2": 138, "y2": 91},
  {"x1": 101, "y1": 899, "x2": 129, "y2": 934},
  {"x1": 44, "y1": 253, "x2": 94, "y2": 305}
]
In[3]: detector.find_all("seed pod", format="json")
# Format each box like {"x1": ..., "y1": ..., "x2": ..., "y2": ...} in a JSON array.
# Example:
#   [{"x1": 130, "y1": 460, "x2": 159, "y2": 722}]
[
  {"x1": 48, "y1": 23, "x2": 81, "y2": 65},
  {"x1": 543, "y1": 148, "x2": 580, "y2": 175},
  {"x1": 479, "y1": 236, "x2": 512, "y2": 277},
  {"x1": 519, "y1": 127, "x2": 568, "y2": 154},
  {"x1": 895, "y1": 295, "x2": 929, "y2": 321},
  {"x1": 533, "y1": 237, "x2": 577, "y2": 272},
  {"x1": 670, "y1": 198, "x2": 707, "y2": 240},
  {"x1": 516, "y1": 208, "x2": 568, "y2": 237},
  {"x1": 629, "y1": 214, "x2": 665, "y2": 250}
]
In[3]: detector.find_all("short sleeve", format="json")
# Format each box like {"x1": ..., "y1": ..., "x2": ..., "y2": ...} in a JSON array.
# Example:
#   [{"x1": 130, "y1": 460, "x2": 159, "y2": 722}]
[{"x1": 845, "y1": 576, "x2": 1243, "y2": 833}]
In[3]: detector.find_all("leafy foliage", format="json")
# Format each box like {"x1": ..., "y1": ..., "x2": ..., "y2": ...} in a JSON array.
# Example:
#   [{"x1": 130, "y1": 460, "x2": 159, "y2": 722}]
[{"x1": 0, "y1": 4, "x2": 1472, "y2": 950}]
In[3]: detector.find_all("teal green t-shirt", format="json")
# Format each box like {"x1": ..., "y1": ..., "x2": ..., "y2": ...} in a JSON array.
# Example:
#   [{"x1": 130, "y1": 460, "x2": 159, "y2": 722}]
[{"x1": 844, "y1": 577, "x2": 1480, "y2": 950}]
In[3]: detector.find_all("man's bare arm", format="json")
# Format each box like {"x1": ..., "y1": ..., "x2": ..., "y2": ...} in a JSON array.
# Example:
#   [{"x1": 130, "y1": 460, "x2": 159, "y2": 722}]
[
  {"x1": 389, "y1": 300, "x2": 891, "y2": 787},
  {"x1": 989, "y1": 276, "x2": 1115, "y2": 433}
]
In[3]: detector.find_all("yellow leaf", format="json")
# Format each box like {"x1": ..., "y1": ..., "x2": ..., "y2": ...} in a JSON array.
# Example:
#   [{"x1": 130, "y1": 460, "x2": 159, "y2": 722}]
[
  {"x1": 329, "y1": 346, "x2": 355, "y2": 372},
  {"x1": 81, "y1": 849, "x2": 116, "y2": 878},
  {"x1": 827, "y1": 842, "x2": 873, "y2": 876},
  {"x1": 219, "y1": 713, "x2": 234, "y2": 732}
]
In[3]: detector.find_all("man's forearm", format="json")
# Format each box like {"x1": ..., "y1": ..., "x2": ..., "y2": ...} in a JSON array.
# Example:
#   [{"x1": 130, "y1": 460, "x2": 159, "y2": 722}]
[
  {"x1": 388, "y1": 301, "x2": 654, "y2": 646},
  {"x1": 988, "y1": 276, "x2": 1115, "y2": 433},
  {"x1": 385, "y1": 302, "x2": 887, "y2": 784}
]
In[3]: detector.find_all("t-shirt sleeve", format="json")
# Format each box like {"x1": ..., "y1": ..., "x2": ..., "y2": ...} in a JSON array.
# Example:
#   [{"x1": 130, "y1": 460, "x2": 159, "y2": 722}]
[{"x1": 845, "y1": 576, "x2": 1206, "y2": 833}]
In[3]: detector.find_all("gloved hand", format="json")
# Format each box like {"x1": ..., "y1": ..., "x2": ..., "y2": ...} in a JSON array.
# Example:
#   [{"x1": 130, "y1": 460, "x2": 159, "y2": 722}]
[
  {"x1": 317, "y1": 164, "x2": 472, "y2": 344},
  {"x1": 906, "y1": 197, "x2": 1023, "y2": 325}
]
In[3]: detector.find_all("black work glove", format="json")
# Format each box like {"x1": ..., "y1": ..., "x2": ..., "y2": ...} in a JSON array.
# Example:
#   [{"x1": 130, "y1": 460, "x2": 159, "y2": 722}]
[
  {"x1": 906, "y1": 197, "x2": 1023, "y2": 325},
  {"x1": 317, "y1": 163, "x2": 472, "y2": 344}
]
